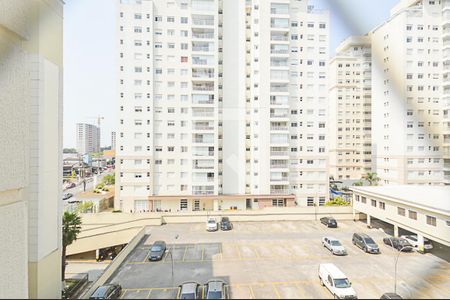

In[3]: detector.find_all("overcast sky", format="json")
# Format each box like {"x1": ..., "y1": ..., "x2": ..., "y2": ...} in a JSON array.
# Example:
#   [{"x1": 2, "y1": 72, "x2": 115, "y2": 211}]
[{"x1": 63, "y1": 0, "x2": 398, "y2": 148}]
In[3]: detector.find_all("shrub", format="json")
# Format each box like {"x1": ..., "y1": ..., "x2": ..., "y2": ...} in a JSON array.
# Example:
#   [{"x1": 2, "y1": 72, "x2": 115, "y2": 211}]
[{"x1": 325, "y1": 196, "x2": 350, "y2": 206}]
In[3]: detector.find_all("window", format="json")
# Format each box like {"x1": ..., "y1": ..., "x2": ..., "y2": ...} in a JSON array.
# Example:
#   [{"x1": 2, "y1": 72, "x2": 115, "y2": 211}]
[
  {"x1": 361, "y1": 197, "x2": 366, "y2": 204},
  {"x1": 371, "y1": 199, "x2": 376, "y2": 207},
  {"x1": 426, "y1": 215, "x2": 436, "y2": 226},
  {"x1": 408, "y1": 210, "x2": 417, "y2": 220},
  {"x1": 398, "y1": 207, "x2": 405, "y2": 216},
  {"x1": 307, "y1": 197, "x2": 314, "y2": 206},
  {"x1": 180, "y1": 199, "x2": 188, "y2": 211},
  {"x1": 379, "y1": 202, "x2": 385, "y2": 210}
]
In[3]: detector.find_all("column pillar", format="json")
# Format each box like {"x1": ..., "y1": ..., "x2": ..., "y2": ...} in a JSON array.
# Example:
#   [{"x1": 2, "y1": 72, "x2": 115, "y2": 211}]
[
  {"x1": 417, "y1": 234, "x2": 425, "y2": 253},
  {"x1": 367, "y1": 214, "x2": 371, "y2": 228},
  {"x1": 393, "y1": 225, "x2": 399, "y2": 237}
]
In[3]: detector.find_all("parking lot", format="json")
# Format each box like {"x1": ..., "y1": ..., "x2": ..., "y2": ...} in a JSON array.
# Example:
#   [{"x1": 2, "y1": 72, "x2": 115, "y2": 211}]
[{"x1": 108, "y1": 220, "x2": 450, "y2": 299}]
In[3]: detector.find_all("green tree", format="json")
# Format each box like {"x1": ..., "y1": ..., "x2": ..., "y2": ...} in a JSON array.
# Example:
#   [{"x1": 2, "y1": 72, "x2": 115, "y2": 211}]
[
  {"x1": 325, "y1": 196, "x2": 350, "y2": 206},
  {"x1": 362, "y1": 172, "x2": 381, "y2": 186},
  {"x1": 102, "y1": 173, "x2": 115, "y2": 185},
  {"x1": 62, "y1": 212, "x2": 82, "y2": 281},
  {"x1": 352, "y1": 181, "x2": 364, "y2": 186},
  {"x1": 76, "y1": 201, "x2": 94, "y2": 214}
]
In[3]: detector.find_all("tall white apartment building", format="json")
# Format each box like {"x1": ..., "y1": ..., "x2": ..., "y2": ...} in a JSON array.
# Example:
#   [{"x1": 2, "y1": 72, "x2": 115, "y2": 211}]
[
  {"x1": 0, "y1": 0, "x2": 63, "y2": 298},
  {"x1": 372, "y1": 0, "x2": 447, "y2": 185},
  {"x1": 443, "y1": 0, "x2": 450, "y2": 184},
  {"x1": 329, "y1": 35, "x2": 372, "y2": 181},
  {"x1": 111, "y1": 131, "x2": 117, "y2": 150},
  {"x1": 116, "y1": 0, "x2": 330, "y2": 212},
  {"x1": 76, "y1": 123, "x2": 100, "y2": 154}
]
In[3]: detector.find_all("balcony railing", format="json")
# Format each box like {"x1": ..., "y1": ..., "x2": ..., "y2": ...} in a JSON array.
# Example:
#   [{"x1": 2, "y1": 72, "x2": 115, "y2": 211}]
[
  {"x1": 270, "y1": 189, "x2": 290, "y2": 195},
  {"x1": 192, "y1": 84, "x2": 214, "y2": 91},
  {"x1": 270, "y1": 151, "x2": 289, "y2": 156}
]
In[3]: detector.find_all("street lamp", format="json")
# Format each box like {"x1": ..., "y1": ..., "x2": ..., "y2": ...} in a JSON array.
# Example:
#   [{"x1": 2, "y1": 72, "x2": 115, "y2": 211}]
[
  {"x1": 167, "y1": 234, "x2": 179, "y2": 286},
  {"x1": 384, "y1": 235, "x2": 413, "y2": 294}
]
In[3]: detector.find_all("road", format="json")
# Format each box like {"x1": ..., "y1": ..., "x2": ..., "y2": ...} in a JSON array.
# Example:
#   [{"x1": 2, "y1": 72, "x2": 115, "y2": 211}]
[{"x1": 63, "y1": 171, "x2": 113, "y2": 212}]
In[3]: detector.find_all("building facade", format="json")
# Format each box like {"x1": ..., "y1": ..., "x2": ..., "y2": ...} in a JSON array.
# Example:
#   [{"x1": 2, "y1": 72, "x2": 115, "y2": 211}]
[
  {"x1": 329, "y1": 35, "x2": 372, "y2": 181},
  {"x1": 371, "y1": 0, "x2": 447, "y2": 185},
  {"x1": 351, "y1": 185, "x2": 450, "y2": 249},
  {"x1": 443, "y1": 0, "x2": 450, "y2": 184},
  {"x1": 0, "y1": 0, "x2": 63, "y2": 298},
  {"x1": 115, "y1": 0, "x2": 330, "y2": 213},
  {"x1": 76, "y1": 123, "x2": 100, "y2": 154},
  {"x1": 111, "y1": 131, "x2": 117, "y2": 150}
]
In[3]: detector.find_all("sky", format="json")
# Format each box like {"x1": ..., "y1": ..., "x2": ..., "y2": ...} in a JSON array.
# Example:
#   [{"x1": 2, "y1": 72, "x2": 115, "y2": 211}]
[{"x1": 63, "y1": 0, "x2": 399, "y2": 148}]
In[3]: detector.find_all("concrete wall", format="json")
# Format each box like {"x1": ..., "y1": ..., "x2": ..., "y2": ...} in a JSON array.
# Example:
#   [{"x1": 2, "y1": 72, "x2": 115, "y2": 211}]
[
  {"x1": 82, "y1": 227, "x2": 147, "y2": 299},
  {"x1": 0, "y1": 0, "x2": 63, "y2": 298}
]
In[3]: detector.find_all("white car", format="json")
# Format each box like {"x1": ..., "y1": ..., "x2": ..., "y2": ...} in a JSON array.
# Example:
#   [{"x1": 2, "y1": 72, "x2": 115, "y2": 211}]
[
  {"x1": 401, "y1": 235, "x2": 433, "y2": 251},
  {"x1": 322, "y1": 237, "x2": 347, "y2": 256},
  {"x1": 206, "y1": 217, "x2": 218, "y2": 232},
  {"x1": 319, "y1": 263, "x2": 357, "y2": 299}
]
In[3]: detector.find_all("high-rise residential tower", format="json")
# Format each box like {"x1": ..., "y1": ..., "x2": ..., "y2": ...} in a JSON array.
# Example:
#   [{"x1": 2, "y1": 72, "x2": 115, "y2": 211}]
[
  {"x1": 76, "y1": 123, "x2": 100, "y2": 154},
  {"x1": 111, "y1": 131, "x2": 117, "y2": 150},
  {"x1": 371, "y1": 0, "x2": 447, "y2": 185},
  {"x1": 115, "y1": 0, "x2": 330, "y2": 212},
  {"x1": 0, "y1": 0, "x2": 63, "y2": 298},
  {"x1": 329, "y1": 35, "x2": 372, "y2": 181},
  {"x1": 443, "y1": 0, "x2": 450, "y2": 184}
]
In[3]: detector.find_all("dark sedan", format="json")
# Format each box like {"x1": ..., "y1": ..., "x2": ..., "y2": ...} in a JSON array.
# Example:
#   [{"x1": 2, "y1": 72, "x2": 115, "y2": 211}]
[
  {"x1": 89, "y1": 284, "x2": 122, "y2": 299},
  {"x1": 62, "y1": 193, "x2": 73, "y2": 200},
  {"x1": 382, "y1": 237, "x2": 413, "y2": 251},
  {"x1": 320, "y1": 217, "x2": 337, "y2": 228},
  {"x1": 148, "y1": 241, "x2": 166, "y2": 261},
  {"x1": 220, "y1": 217, "x2": 232, "y2": 231}
]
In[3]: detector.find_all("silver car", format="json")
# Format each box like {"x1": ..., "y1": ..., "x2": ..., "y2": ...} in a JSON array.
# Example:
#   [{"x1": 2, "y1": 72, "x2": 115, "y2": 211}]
[
  {"x1": 322, "y1": 237, "x2": 347, "y2": 256},
  {"x1": 177, "y1": 281, "x2": 201, "y2": 299}
]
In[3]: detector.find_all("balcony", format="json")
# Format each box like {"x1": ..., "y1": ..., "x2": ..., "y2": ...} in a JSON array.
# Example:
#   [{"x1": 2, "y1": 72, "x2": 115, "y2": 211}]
[
  {"x1": 193, "y1": 159, "x2": 215, "y2": 169},
  {"x1": 270, "y1": 96, "x2": 288, "y2": 106},
  {"x1": 271, "y1": 3, "x2": 289, "y2": 15},
  {"x1": 270, "y1": 108, "x2": 289, "y2": 118},
  {"x1": 192, "y1": 28, "x2": 215, "y2": 39},
  {"x1": 270, "y1": 188, "x2": 290, "y2": 195},
  {"x1": 270, "y1": 58, "x2": 289, "y2": 67},
  {"x1": 192, "y1": 94, "x2": 214, "y2": 105},
  {"x1": 271, "y1": 32, "x2": 289, "y2": 41},
  {"x1": 192, "y1": 41, "x2": 215, "y2": 52},
  {"x1": 192, "y1": 68, "x2": 215, "y2": 78},
  {"x1": 192, "y1": 186, "x2": 215, "y2": 195},
  {"x1": 192, "y1": 133, "x2": 214, "y2": 144},
  {"x1": 192, "y1": 108, "x2": 214, "y2": 117},
  {"x1": 192, "y1": 82, "x2": 214, "y2": 91},
  {"x1": 193, "y1": 146, "x2": 215, "y2": 157},
  {"x1": 270, "y1": 83, "x2": 289, "y2": 93},
  {"x1": 271, "y1": 44, "x2": 289, "y2": 54},
  {"x1": 271, "y1": 18, "x2": 289, "y2": 29},
  {"x1": 192, "y1": 15, "x2": 214, "y2": 26},
  {"x1": 271, "y1": 160, "x2": 288, "y2": 169},
  {"x1": 193, "y1": 121, "x2": 214, "y2": 130}
]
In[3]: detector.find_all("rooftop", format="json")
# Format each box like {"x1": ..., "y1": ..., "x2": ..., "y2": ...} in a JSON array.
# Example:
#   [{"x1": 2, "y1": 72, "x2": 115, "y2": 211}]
[{"x1": 350, "y1": 185, "x2": 450, "y2": 215}]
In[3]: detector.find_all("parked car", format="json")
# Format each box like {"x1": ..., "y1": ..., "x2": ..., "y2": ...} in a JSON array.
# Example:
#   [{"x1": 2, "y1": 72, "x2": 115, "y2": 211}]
[
  {"x1": 62, "y1": 193, "x2": 73, "y2": 200},
  {"x1": 401, "y1": 235, "x2": 433, "y2": 251},
  {"x1": 352, "y1": 233, "x2": 380, "y2": 254},
  {"x1": 206, "y1": 217, "x2": 218, "y2": 232},
  {"x1": 322, "y1": 237, "x2": 347, "y2": 256},
  {"x1": 177, "y1": 281, "x2": 201, "y2": 299},
  {"x1": 68, "y1": 199, "x2": 81, "y2": 204},
  {"x1": 66, "y1": 182, "x2": 76, "y2": 189},
  {"x1": 89, "y1": 284, "x2": 122, "y2": 299},
  {"x1": 220, "y1": 217, "x2": 232, "y2": 231},
  {"x1": 148, "y1": 241, "x2": 166, "y2": 261},
  {"x1": 380, "y1": 293, "x2": 403, "y2": 299},
  {"x1": 382, "y1": 237, "x2": 413, "y2": 251},
  {"x1": 204, "y1": 279, "x2": 229, "y2": 299},
  {"x1": 320, "y1": 217, "x2": 338, "y2": 228},
  {"x1": 318, "y1": 263, "x2": 357, "y2": 299}
]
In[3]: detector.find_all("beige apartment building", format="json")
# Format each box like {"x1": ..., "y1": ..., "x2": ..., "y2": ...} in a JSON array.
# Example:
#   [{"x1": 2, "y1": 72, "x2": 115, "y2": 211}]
[
  {"x1": 0, "y1": 0, "x2": 63, "y2": 298},
  {"x1": 115, "y1": 0, "x2": 331, "y2": 213},
  {"x1": 371, "y1": 0, "x2": 448, "y2": 185},
  {"x1": 329, "y1": 35, "x2": 372, "y2": 181}
]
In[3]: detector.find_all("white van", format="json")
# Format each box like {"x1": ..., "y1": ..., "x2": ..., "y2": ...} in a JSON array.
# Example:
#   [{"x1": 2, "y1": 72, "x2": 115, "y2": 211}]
[{"x1": 318, "y1": 263, "x2": 357, "y2": 299}]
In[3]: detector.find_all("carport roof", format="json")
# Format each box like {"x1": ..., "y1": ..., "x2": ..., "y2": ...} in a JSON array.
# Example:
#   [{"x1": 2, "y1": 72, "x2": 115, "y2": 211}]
[{"x1": 350, "y1": 185, "x2": 450, "y2": 215}]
